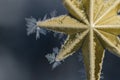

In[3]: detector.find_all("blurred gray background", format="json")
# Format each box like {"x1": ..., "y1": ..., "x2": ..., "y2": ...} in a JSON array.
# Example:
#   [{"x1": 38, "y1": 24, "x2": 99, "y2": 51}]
[{"x1": 0, "y1": 0, "x2": 120, "y2": 80}]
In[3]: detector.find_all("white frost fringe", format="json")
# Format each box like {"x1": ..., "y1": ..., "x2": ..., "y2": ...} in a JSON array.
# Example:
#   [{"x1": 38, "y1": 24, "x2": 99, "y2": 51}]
[{"x1": 25, "y1": 16, "x2": 47, "y2": 40}]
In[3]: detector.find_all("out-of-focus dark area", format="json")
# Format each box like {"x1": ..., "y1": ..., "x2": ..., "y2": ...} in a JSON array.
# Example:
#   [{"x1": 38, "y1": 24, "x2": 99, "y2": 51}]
[{"x1": 0, "y1": 0, "x2": 120, "y2": 80}]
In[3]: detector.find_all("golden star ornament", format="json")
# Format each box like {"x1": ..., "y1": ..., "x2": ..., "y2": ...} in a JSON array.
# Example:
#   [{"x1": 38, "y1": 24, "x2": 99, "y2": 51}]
[{"x1": 36, "y1": 0, "x2": 120, "y2": 80}]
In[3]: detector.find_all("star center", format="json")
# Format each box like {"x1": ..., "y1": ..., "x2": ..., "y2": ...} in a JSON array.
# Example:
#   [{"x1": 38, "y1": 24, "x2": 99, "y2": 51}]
[{"x1": 90, "y1": 23, "x2": 95, "y2": 28}]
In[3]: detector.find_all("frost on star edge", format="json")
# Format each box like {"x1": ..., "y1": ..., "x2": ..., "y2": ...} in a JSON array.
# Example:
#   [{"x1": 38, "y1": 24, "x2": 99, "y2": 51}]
[{"x1": 25, "y1": 11, "x2": 104, "y2": 80}]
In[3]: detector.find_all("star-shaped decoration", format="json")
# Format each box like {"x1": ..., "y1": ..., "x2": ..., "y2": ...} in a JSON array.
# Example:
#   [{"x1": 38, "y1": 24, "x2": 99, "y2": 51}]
[{"x1": 36, "y1": 0, "x2": 120, "y2": 80}]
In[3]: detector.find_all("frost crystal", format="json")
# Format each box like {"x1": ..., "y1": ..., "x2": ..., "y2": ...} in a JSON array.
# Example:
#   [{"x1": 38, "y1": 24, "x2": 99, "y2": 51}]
[
  {"x1": 45, "y1": 47, "x2": 59, "y2": 64},
  {"x1": 45, "y1": 53, "x2": 61, "y2": 69},
  {"x1": 45, "y1": 53, "x2": 56, "y2": 64},
  {"x1": 26, "y1": 17, "x2": 37, "y2": 35},
  {"x1": 53, "y1": 47, "x2": 59, "y2": 54},
  {"x1": 53, "y1": 32, "x2": 64, "y2": 39},
  {"x1": 25, "y1": 16, "x2": 47, "y2": 40},
  {"x1": 45, "y1": 47, "x2": 61, "y2": 69},
  {"x1": 52, "y1": 61, "x2": 61, "y2": 69}
]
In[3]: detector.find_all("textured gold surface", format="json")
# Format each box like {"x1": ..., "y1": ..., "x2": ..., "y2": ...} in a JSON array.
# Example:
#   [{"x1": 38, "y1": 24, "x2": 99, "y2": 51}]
[{"x1": 37, "y1": 0, "x2": 120, "y2": 80}]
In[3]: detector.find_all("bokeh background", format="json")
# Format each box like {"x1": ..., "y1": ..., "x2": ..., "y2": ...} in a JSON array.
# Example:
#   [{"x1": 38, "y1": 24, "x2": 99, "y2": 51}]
[{"x1": 0, "y1": 0, "x2": 120, "y2": 80}]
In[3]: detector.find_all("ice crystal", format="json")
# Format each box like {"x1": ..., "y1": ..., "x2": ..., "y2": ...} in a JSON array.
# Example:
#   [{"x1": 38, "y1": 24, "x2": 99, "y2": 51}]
[
  {"x1": 45, "y1": 47, "x2": 61, "y2": 69},
  {"x1": 45, "y1": 53, "x2": 56, "y2": 64},
  {"x1": 53, "y1": 32, "x2": 64, "y2": 39},
  {"x1": 25, "y1": 16, "x2": 47, "y2": 40},
  {"x1": 53, "y1": 47, "x2": 59, "y2": 54},
  {"x1": 45, "y1": 47, "x2": 59, "y2": 64},
  {"x1": 52, "y1": 61, "x2": 61, "y2": 69}
]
